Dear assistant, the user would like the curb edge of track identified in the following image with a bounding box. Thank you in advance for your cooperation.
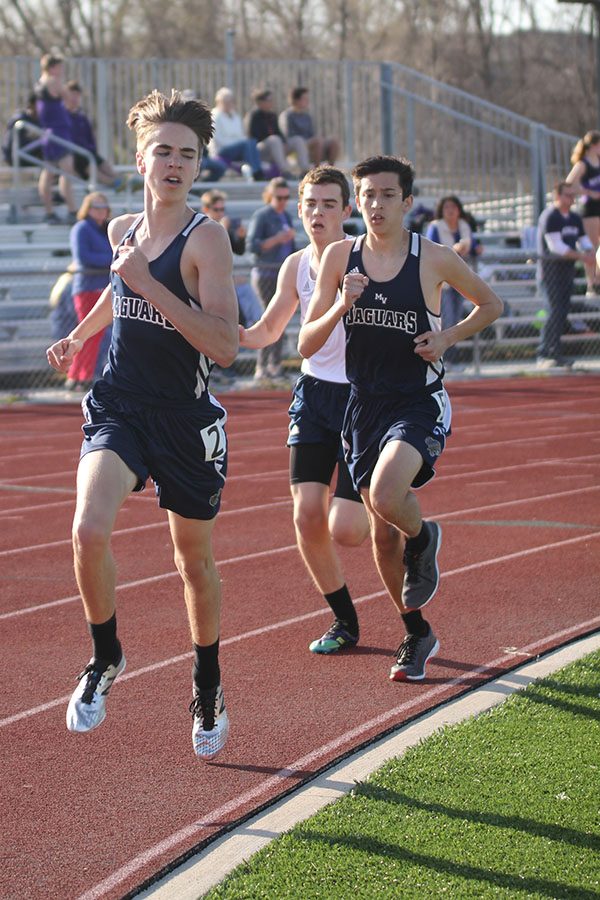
[132,628,600,900]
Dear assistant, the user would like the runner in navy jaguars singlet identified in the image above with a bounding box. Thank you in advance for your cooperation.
[240,167,369,656]
[83,210,229,520]
[46,90,239,760]
[299,155,502,683]
[341,229,450,492]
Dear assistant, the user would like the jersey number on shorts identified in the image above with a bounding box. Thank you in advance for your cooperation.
[200,420,226,461]
[431,390,447,423]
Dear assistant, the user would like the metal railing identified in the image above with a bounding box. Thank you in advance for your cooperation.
[1,56,576,221]
[9,120,97,222]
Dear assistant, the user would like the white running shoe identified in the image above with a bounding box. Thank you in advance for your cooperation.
[66,655,126,733]
[190,684,229,759]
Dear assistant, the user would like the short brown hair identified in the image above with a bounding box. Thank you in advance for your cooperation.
[263,176,289,203]
[66,80,83,93]
[299,166,350,208]
[290,86,309,104]
[127,89,213,152]
[352,155,414,199]
[40,54,64,73]
[201,189,226,208]
[554,181,576,197]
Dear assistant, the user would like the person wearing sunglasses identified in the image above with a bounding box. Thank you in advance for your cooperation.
[247,177,297,380]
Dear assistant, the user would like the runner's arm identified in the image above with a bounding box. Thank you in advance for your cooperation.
[297,241,357,358]
[46,283,113,373]
[415,242,504,363]
[240,253,300,349]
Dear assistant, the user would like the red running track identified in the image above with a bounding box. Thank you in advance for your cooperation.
[1,376,599,900]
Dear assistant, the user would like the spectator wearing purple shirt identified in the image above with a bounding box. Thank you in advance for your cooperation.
[64,82,122,189]
[33,54,77,223]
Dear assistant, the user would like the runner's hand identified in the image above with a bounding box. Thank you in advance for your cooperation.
[341,272,369,310]
[414,330,447,363]
[111,237,152,293]
[46,337,83,373]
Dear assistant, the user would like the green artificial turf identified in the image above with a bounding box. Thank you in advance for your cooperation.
[206,649,600,899]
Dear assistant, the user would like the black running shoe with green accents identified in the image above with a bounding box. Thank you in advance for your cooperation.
[309,619,358,654]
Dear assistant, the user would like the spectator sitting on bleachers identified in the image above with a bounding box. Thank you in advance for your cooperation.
[425,195,473,365]
[245,88,294,179]
[33,53,78,224]
[200,188,263,328]
[63,81,123,189]
[209,87,264,181]
[65,191,113,390]
[180,89,227,181]
[278,86,340,176]
[2,92,43,167]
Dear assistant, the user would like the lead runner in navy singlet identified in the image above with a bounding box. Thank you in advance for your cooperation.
[299,155,503,682]
[46,90,239,759]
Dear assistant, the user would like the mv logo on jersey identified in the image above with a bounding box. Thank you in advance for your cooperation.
[375,292,388,305]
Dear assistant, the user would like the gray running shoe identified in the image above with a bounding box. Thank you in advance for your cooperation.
[402,520,442,609]
[66,655,126,732]
[389,631,439,681]
[190,684,229,760]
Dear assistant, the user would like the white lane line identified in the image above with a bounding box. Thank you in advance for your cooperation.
[0,541,298,623]
[77,622,600,900]
[2,530,599,727]
[1,424,598,489]
[2,484,598,621]
[2,452,599,553]
[0,498,292,558]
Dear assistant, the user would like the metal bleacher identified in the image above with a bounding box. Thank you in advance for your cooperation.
[0,168,301,380]
[1,167,599,384]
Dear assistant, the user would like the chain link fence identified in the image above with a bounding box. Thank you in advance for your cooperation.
[1,218,598,397]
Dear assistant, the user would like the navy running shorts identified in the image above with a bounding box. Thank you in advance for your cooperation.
[80,381,227,520]
[287,373,361,503]
[342,386,452,491]
[287,373,350,452]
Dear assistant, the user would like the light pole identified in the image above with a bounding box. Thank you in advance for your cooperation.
[558,0,600,126]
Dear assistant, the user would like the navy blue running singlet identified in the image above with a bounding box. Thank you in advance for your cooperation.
[343,232,443,396]
[104,211,213,405]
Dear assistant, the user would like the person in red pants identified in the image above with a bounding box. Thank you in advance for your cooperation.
[66,192,112,389]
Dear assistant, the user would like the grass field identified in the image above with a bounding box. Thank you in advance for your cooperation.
[206,650,600,899]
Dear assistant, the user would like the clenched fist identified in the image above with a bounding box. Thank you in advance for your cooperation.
[341,272,369,310]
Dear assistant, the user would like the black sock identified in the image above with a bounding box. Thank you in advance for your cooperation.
[193,639,220,691]
[401,610,430,637]
[89,613,122,665]
[405,521,429,554]
[324,585,358,637]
